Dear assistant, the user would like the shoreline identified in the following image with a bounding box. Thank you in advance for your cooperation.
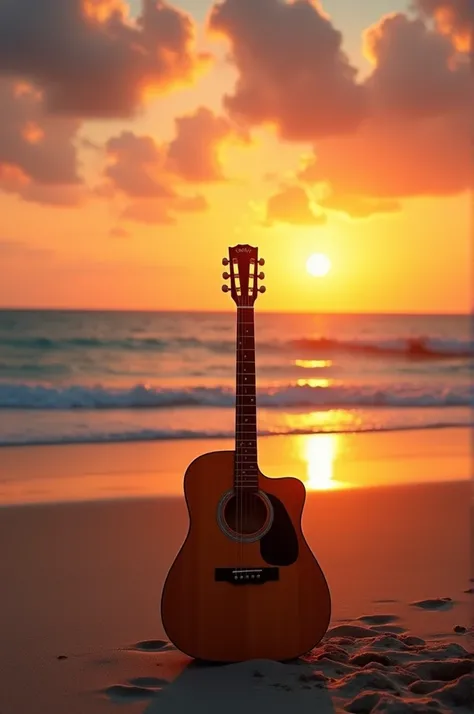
[0,426,470,507]
[0,418,471,450]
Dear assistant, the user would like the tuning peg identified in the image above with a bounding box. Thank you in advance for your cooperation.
[222,257,229,266]
[222,272,230,279]
[222,285,230,293]
[258,286,266,293]
[258,272,265,280]
[258,258,265,266]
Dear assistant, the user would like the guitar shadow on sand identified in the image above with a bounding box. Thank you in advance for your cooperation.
[143,656,336,714]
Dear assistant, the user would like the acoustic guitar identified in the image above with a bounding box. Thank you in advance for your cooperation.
[161,245,331,662]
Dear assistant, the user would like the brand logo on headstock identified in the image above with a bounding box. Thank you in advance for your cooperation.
[236,247,252,254]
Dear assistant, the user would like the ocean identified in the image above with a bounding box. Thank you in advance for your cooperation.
[0,309,472,447]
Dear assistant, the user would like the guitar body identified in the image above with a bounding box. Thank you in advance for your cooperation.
[161,450,331,662]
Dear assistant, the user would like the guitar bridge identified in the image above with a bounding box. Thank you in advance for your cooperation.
[215,567,279,585]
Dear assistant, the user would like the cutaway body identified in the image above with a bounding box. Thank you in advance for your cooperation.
[161,450,331,662]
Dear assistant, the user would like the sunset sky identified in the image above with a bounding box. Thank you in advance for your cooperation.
[0,0,472,313]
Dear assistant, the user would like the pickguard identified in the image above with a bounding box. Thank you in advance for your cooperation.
[259,493,299,566]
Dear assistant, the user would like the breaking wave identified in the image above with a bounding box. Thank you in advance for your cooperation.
[0,381,472,410]
[1,334,473,359]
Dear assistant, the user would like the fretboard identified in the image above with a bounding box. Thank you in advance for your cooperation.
[234,307,258,493]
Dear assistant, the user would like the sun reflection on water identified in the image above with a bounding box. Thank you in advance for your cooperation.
[283,408,361,432]
[300,433,346,490]
[264,410,356,490]
[296,378,332,388]
[294,359,333,369]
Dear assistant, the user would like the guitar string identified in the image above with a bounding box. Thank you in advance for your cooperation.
[247,267,253,566]
[237,261,258,571]
[247,281,251,564]
[251,260,259,554]
[243,270,250,569]
[240,278,246,570]
[238,286,243,571]
[238,264,245,572]
[249,259,255,551]
[235,260,240,573]
[243,266,253,569]
[238,270,249,571]
[234,255,260,574]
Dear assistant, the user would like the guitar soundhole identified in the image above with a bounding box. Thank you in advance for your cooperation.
[224,494,267,534]
[217,490,274,543]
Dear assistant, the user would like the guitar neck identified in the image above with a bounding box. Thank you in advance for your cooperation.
[234,306,258,492]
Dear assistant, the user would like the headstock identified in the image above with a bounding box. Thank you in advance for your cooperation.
[221,244,266,307]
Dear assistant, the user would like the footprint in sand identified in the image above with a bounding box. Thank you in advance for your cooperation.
[410,598,455,611]
[105,677,168,703]
[133,639,175,652]
[357,614,400,625]
[370,624,407,634]
[105,684,160,702]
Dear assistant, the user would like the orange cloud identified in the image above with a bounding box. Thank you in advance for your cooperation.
[100,106,236,224]
[299,13,472,213]
[102,106,238,195]
[208,0,367,141]
[174,194,209,212]
[265,186,326,226]
[415,0,474,50]
[301,110,471,198]
[83,0,129,23]
[0,164,30,193]
[21,122,45,145]
[0,79,84,205]
[167,107,246,182]
[364,13,469,118]
[0,0,210,117]
[104,132,174,198]
[122,202,176,225]
[121,192,209,225]
[319,192,401,219]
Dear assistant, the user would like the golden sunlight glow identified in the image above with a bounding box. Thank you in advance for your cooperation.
[284,409,361,434]
[295,359,333,369]
[296,378,331,388]
[22,122,44,144]
[302,434,340,490]
[83,0,128,23]
[306,253,332,277]
[0,163,30,190]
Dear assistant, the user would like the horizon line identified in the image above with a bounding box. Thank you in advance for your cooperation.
[0,306,470,317]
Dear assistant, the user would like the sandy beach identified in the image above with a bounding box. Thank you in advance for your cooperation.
[0,427,472,713]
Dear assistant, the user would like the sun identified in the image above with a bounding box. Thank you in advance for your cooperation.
[306,253,332,277]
